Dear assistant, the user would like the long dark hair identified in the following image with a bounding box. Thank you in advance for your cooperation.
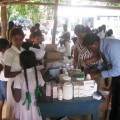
[19,50,38,91]
[9,28,24,47]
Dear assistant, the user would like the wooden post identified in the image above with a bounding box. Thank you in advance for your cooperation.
[1,6,7,38]
[52,0,59,44]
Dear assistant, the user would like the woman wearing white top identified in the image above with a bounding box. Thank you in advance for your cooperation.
[3,28,24,118]
[12,50,45,120]
[0,39,9,120]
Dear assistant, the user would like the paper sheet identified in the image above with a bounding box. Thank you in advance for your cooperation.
[29,47,45,60]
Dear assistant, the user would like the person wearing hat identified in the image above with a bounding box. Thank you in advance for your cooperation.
[83,33,120,120]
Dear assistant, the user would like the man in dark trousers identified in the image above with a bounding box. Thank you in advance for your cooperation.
[82,33,120,120]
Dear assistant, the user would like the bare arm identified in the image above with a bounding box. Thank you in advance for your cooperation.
[12,88,21,102]
[73,47,79,68]
[11,82,21,102]
[4,65,21,78]
[40,85,46,96]
[0,63,3,72]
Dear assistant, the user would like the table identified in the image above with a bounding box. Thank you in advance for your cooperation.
[39,94,105,120]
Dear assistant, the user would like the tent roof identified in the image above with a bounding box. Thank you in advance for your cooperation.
[0,0,120,8]
[91,0,120,3]
[0,0,120,4]
[0,0,55,6]
[0,0,119,2]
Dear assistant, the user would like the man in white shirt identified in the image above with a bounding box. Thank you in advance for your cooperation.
[59,24,71,57]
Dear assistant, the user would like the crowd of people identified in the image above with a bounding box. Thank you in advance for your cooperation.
[0,20,119,120]
[0,21,46,120]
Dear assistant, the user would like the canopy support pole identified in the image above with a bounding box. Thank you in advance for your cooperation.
[52,0,59,44]
[1,6,7,38]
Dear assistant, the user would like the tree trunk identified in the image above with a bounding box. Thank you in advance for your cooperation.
[52,0,59,44]
[1,6,7,38]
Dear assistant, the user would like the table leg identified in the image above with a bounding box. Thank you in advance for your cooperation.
[91,111,99,120]
[42,115,46,120]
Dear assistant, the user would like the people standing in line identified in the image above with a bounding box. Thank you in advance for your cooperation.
[3,28,25,118]
[12,50,45,120]
[83,33,120,120]
[59,24,71,57]
[0,39,9,120]
[6,21,15,43]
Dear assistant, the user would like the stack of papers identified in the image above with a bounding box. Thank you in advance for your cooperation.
[29,47,45,60]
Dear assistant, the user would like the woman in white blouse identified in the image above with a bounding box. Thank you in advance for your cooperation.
[4,28,24,118]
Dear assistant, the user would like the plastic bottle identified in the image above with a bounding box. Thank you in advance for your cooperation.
[58,89,63,100]
[85,74,91,80]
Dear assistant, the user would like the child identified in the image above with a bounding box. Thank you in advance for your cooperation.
[0,38,9,120]
[29,31,45,66]
[12,50,45,120]
[31,31,45,50]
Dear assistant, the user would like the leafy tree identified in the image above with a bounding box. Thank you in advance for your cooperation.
[7,0,57,24]
[7,5,45,24]
[106,2,120,7]
[7,0,72,23]
[8,0,116,25]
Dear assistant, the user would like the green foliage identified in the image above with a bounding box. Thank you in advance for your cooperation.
[106,2,120,7]
[7,5,54,25]
[6,0,81,24]
[60,0,71,3]
[29,0,55,2]
[7,0,58,24]
[7,5,39,23]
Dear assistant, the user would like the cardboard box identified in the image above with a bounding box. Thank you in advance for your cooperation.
[84,90,94,97]
[73,84,79,97]
[45,51,62,60]
[45,44,57,51]
[45,59,63,63]
[78,85,84,97]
